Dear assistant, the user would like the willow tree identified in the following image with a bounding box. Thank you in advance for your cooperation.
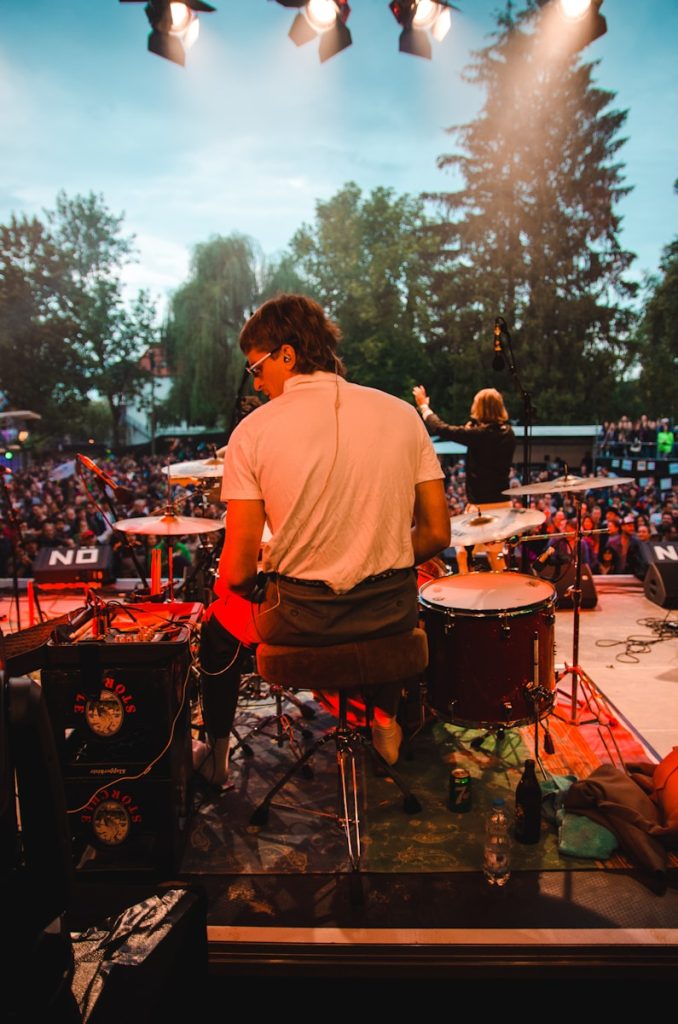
[163,234,260,427]
[428,2,637,424]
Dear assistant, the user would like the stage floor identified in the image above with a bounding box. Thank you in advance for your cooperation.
[4,575,678,977]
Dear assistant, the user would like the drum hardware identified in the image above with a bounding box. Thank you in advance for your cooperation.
[504,470,634,728]
[419,572,557,737]
[114,507,224,602]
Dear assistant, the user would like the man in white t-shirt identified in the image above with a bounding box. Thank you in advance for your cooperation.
[196,294,450,785]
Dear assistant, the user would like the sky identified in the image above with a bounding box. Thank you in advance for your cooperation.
[1,1,677,312]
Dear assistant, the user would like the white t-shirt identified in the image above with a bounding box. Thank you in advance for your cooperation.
[221,372,444,593]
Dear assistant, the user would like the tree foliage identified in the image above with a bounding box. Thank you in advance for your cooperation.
[428,2,637,424]
[632,234,678,419]
[163,234,260,427]
[0,192,158,446]
[46,192,156,447]
[0,214,85,433]
[289,183,438,399]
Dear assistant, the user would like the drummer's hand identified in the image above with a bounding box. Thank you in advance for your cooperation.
[413,385,429,408]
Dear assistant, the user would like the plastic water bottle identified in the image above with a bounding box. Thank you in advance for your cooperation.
[483,797,511,886]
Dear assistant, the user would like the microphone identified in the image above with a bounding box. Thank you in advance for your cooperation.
[77,453,135,505]
[51,604,94,643]
[492,319,505,372]
[535,545,555,566]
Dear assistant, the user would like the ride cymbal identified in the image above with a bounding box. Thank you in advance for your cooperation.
[114,513,224,536]
[449,507,545,547]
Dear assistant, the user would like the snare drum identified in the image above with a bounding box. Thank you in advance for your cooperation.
[419,572,556,728]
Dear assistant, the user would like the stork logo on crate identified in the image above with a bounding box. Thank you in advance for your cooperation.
[73,675,137,737]
[82,787,143,846]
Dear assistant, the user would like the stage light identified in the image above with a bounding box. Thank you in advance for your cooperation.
[389,0,455,60]
[559,0,593,18]
[537,0,606,51]
[275,0,353,62]
[119,0,215,66]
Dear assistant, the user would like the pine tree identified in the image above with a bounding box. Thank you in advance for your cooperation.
[428,1,637,424]
[632,177,678,421]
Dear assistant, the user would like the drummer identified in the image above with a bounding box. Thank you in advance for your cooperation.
[412,386,516,573]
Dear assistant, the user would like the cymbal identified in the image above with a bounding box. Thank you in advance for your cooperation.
[163,458,223,485]
[503,474,635,497]
[114,514,225,537]
[450,507,545,547]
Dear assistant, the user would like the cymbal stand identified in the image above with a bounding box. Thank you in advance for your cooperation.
[554,495,598,726]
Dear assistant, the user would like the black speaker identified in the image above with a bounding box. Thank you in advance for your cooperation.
[540,561,598,609]
[644,561,678,609]
[32,544,115,584]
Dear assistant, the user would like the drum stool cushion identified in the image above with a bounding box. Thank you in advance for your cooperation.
[256,628,428,691]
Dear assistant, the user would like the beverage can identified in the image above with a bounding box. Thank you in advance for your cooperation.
[449,768,471,812]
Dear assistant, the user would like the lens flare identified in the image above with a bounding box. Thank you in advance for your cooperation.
[412,0,439,31]
[559,0,592,20]
[169,2,192,33]
[306,0,338,33]
[431,6,451,41]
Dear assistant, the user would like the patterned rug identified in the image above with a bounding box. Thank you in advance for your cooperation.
[181,679,664,876]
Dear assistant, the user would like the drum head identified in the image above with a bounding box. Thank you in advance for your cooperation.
[419,571,555,612]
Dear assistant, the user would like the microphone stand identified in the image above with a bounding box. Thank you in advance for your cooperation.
[225,363,250,444]
[496,317,536,573]
[77,466,149,592]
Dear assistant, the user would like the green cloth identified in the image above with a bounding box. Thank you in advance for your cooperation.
[657,429,675,455]
[541,773,618,860]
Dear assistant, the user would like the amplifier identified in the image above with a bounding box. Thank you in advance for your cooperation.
[40,602,201,873]
[32,544,115,584]
[66,775,189,873]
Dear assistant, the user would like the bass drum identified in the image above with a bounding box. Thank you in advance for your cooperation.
[419,572,556,729]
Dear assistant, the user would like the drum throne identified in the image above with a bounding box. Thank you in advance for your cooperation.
[249,629,427,893]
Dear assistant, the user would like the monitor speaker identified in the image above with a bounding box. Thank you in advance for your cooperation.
[643,561,678,609]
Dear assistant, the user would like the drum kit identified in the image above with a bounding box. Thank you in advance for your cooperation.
[112,450,629,748]
[420,473,634,749]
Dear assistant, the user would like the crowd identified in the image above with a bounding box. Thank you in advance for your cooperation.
[597,415,676,459]
[440,456,678,578]
[1,443,678,582]
[0,446,224,580]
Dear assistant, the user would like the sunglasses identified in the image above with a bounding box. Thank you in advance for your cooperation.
[246,345,283,378]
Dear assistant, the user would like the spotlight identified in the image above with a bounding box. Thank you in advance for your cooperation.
[275,1,353,62]
[537,0,607,51]
[119,0,216,66]
[389,0,455,60]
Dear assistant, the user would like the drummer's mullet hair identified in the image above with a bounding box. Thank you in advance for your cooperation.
[239,294,346,377]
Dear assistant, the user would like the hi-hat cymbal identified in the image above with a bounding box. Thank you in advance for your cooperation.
[503,474,635,497]
[162,458,223,485]
[114,514,225,536]
[450,507,545,547]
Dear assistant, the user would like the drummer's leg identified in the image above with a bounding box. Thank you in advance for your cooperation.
[486,542,506,571]
[197,613,250,786]
[455,546,469,574]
